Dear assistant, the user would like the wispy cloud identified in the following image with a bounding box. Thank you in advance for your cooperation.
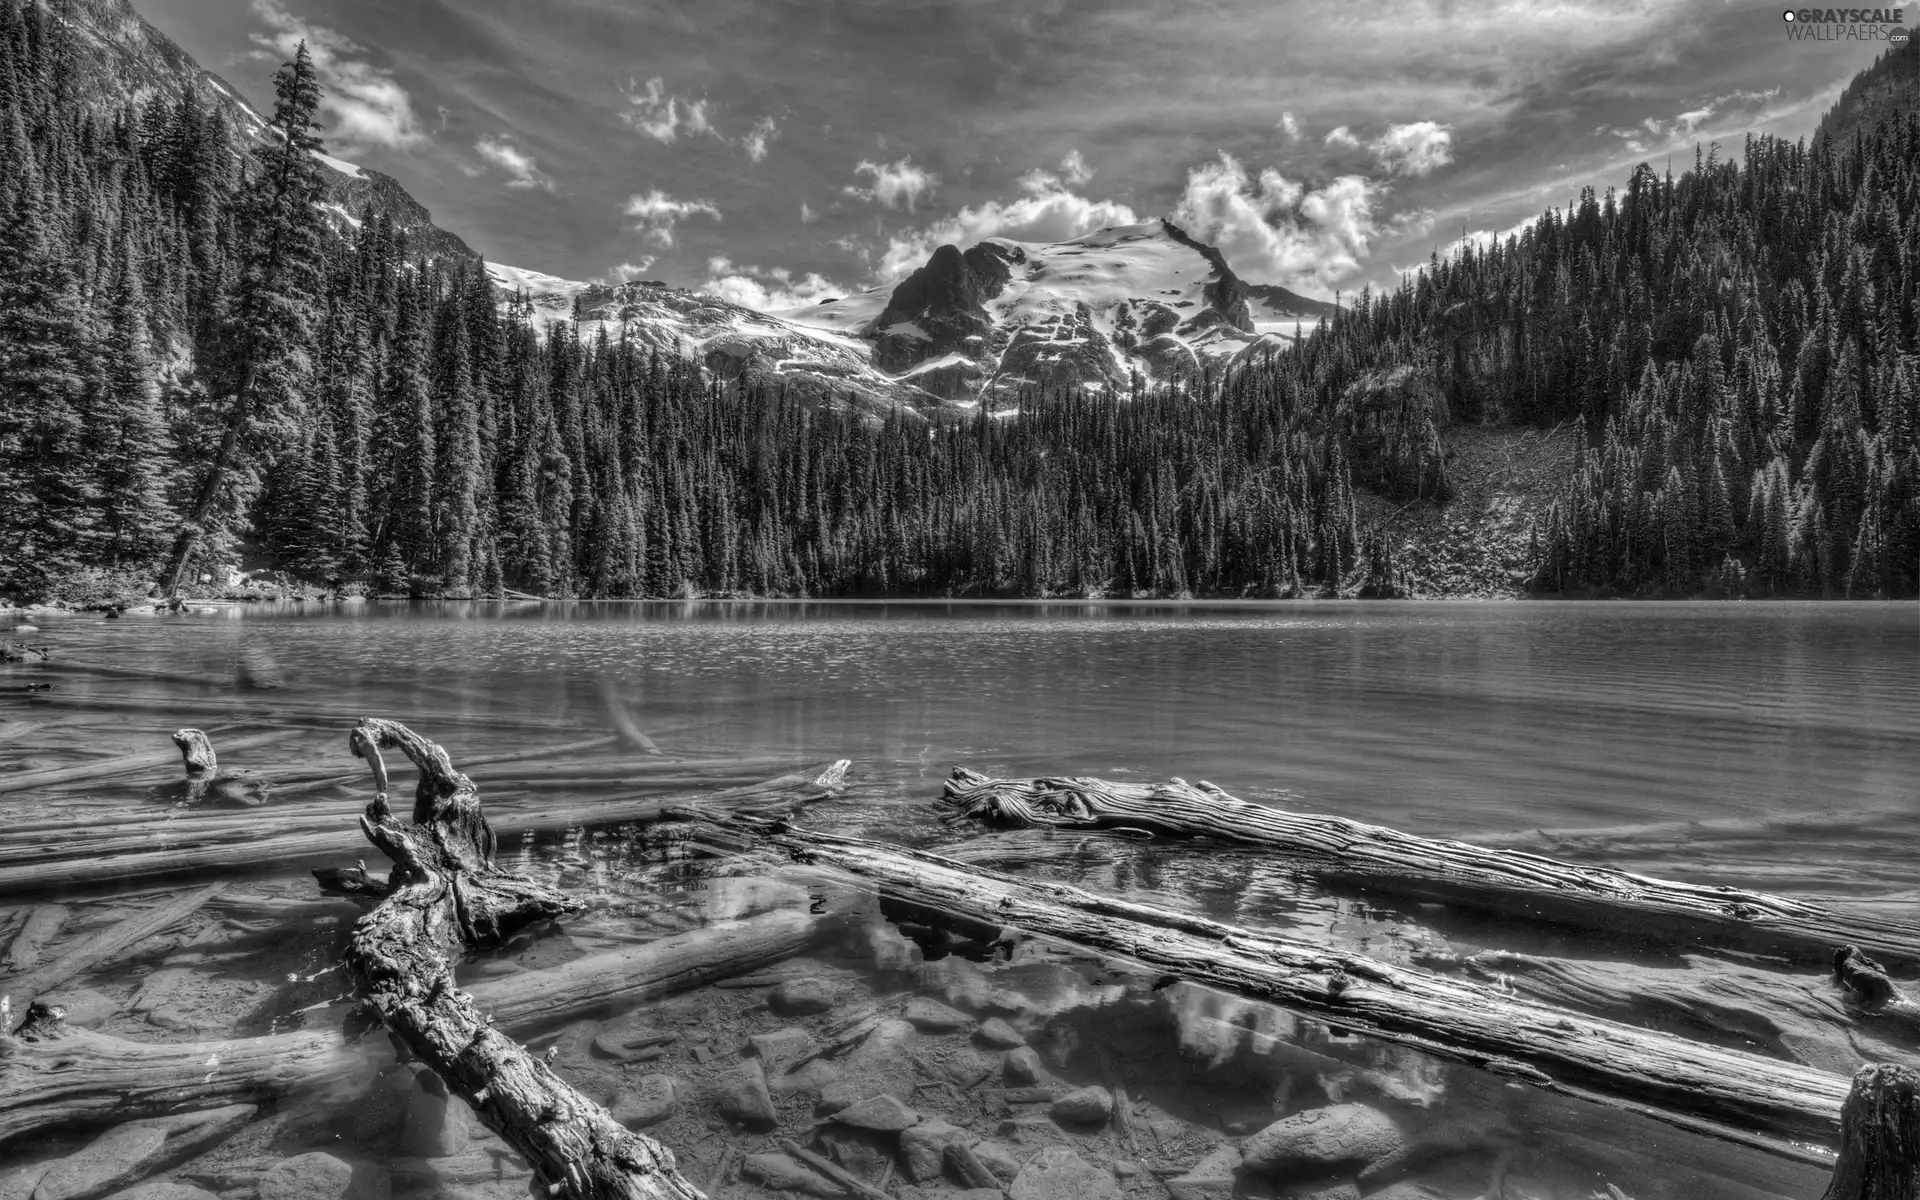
[603,259,658,283]
[248,0,422,152]
[845,157,938,211]
[742,115,779,163]
[703,256,847,310]
[620,77,712,144]
[474,133,554,191]
[623,189,721,247]
[1277,112,1301,141]
[1323,125,1359,149]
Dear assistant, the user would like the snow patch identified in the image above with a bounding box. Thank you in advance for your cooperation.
[313,151,365,179]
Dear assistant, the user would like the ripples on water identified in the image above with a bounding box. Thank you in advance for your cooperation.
[0,600,1914,1199]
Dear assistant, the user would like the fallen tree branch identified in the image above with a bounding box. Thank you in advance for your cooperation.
[679,809,1851,1161]
[940,769,1919,970]
[340,717,833,1200]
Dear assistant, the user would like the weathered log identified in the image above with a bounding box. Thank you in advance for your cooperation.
[1822,1063,1920,1200]
[2,883,224,1031]
[0,909,817,1145]
[940,769,1920,970]
[682,810,1851,1161]
[0,730,296,796]
[341,717,755,1200]
[0,759,838,895]
[2,904,68,971]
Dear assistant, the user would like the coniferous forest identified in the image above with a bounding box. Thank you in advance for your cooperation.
[0,0,1913,602]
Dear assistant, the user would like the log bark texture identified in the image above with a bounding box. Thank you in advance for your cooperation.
[1821,1063,1920,1200]
[683,810,1852,1162]
[339,716,718,1200]
[941,769,1920,970]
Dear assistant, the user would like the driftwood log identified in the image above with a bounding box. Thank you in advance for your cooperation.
[339,716,813,1200]
[941,769,1920,970]
[0,908,817,1146]
[678,810,1851,1162]
[1823,1063,1920,1200]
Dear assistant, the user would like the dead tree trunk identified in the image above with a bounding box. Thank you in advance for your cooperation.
[1821,1063,1920,1200]
[680,810,1851,1163]
[338,716,714,1200]
[941,769,1920,970]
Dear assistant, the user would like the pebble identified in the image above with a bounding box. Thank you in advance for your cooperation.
[904,997,974,1033]
[814,1126,894,1181]
[830,1093,920,1132]
[973,1018,1025,1049]
[1002,1047,1043,1086]
[1008,1146,1121,1200]
[768,976,837,1016]
[713,1059,778,1131]
[1048,1086,1114,1126]
[1239,1104,1404,1177]
[898,1118,969,1183]
[970,1141,1021,1184]
[611,1074,681,1129]
[258,1152,391,1200]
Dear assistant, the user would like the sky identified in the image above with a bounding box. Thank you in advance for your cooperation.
[138,0,1903,308]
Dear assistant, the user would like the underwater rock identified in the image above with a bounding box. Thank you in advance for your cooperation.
[400,1073,467,1159]
[1049,1086,1114,1126]
[714,1059,779,1131]
[1009,1146,1121,1200]
[258,1152,390,1200]
[975,1018,1025,1049]
[899,1118,969,1182]
[830,1093,920,1132]
[1163,1143,1242,1200]
[906,997,974,1034]
[610,1074,681,1129]
[1003,1047,1043,1086]
[1240,1104,1403,1178]
[769,977,837,1016]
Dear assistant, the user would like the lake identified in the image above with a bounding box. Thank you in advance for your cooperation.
[1,600,1915,1199]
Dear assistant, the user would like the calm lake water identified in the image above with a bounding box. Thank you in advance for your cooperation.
[2,600,1915,1200]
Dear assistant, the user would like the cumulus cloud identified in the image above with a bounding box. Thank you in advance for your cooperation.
[249,0,422,151]
[1019,149,1096,195]
[1277,112,1301,141]
[703,256,848,311]
[621,77,714,143]
[1324,125,1359,149]
[845,157,938,211]
[876,175,1140,280]
[1171,151,1378,292]
[742,115,779,163]
[474,133,553,191]
[1370,121,1453,177]
[1058,149,1093,187]
[623,189,721,247]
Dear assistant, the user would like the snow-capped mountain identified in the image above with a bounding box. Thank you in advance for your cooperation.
[62,0,473,261]
[486,265,945,413]
[775,219,1339,402]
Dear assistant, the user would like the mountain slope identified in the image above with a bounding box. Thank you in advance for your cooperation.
[1816,35,1920,148]
[68,0,472,260]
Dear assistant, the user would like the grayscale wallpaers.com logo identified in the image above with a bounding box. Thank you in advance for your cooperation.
[1783,7,1910,41]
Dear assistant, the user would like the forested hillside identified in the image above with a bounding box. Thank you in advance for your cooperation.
[0,0,1912,602]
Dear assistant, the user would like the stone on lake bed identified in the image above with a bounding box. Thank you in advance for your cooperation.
[1009,1146,1121,1200]
[970,1141,1021,1183]
[1162,1143,1242,1200]
[768,976,837,1015]
[1002,1046,1042,1085]
[1239,1104,1404,1177]
[33,1104,256,1200]
[258,1152,391,1200]
[747,1026,815,1064]
[611,1074,681,1129]
[904,997,974,1033]
[740,1153,843,1198]
[105,1185,225,1200]
[400,1074,468,1158]
[1048,1086,1114,1125]
[973,1017,1025,1049]
[898,1118,969,1182]
[714,1059,779,1131]
[830,1092,921,1131]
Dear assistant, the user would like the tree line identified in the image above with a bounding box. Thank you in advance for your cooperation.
[0,0,1911,601]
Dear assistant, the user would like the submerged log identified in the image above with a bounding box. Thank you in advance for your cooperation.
[2,883,224,1031]
[940,769,1920,970]
[0,729,296,796]
[0,909,817,1145]
[681,810,1851,1161]
[1822,1063,1920,1200]
[338,716,718,1200]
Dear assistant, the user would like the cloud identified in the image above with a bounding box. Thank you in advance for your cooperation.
[623,189,721,247]
[1636,87,1784,142]
[877,176,1141,279]
[703,256,848,311]
[474,133,554,191]
[249,0,422,151]
[1171,151,1379,292]
[620,77,714,143]
[1019,149,1096,195]
[1058,149,1093,187]
[603,259,658,283]
[742,115,779,163]
[1277,112,1301,141]
[1369,121,1453,177]
[845,157,938,211]
[800,202,818,224]
[1324,125,1359,149]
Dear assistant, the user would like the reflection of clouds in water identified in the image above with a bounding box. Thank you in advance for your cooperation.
[1164,980,1301,1068]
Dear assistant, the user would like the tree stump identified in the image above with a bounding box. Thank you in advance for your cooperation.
[342,716,702,1200]
[1822,1063,1920,1200]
